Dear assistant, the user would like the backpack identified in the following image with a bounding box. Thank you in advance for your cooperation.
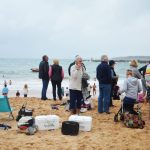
[16,103,33,121]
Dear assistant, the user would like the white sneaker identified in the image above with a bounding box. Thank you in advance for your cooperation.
[80,108,87,113]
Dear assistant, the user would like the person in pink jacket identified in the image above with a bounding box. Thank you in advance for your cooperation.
[49,59,64,100]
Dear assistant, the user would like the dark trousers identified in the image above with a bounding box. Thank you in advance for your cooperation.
[41,79,49,99]
[123,103,134,112]
[123,97,136,114]
[110,84,115,106]
[69,89,83,109]
[51,80,62,100]
[147,87,150,100]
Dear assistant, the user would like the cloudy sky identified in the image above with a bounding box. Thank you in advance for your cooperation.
[0,0,150,59]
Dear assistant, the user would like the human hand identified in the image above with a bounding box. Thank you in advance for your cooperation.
[76,63,82,70]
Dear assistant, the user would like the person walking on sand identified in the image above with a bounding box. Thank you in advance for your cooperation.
[96,55,112,114]
[23,84,28,97]
[49,59,64,100]
[69,56,84,115]
[39,55,49,100]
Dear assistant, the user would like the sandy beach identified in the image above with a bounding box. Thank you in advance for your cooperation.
[0,97,150,150]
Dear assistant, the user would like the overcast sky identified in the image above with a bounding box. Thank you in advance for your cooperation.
[0,0,150,59]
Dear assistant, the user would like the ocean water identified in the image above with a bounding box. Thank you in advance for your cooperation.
[0,58,145,98]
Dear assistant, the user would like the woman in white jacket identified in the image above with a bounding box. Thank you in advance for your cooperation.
[69,56,84,115]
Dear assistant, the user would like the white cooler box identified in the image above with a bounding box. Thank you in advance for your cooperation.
[68,115,92,131]
[35,115,60,130]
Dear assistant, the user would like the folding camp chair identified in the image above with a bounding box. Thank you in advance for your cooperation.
[0,95,14,120]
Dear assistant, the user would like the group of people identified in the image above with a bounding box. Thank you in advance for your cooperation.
[1,82,28,98]
[39,55,64,100]
[39,54,150,115]
[96,55,119,114]
[97,55,150,114]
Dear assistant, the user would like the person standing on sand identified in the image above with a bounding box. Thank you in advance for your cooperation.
[2,84,9,96]
[96,55,112,114]
[16,90,20,97]
[69,56,84,115]
[92,83,96,96]
[49,59,64,100]
[23,84,28,97]
[109,60,119,107]
[39,55,49,100]
[9,80,12,85]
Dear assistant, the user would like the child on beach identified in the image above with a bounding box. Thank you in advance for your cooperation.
[16,90,20,97]
[9,80,12,85]
[92,83,96,96]
[119,69,142,113]
[23,84,28,97]
[2,84,9,96]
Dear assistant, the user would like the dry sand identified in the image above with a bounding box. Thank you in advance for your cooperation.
[0,97,150,150]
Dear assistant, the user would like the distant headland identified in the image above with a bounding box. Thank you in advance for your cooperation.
[89,56,150,63]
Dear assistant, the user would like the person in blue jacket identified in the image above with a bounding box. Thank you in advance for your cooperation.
[96,55,112,114]
[2,84,9,96]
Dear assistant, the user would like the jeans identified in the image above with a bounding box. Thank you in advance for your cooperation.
[51,80,62,100]
[41,79,49,99]
[98,84,111,113]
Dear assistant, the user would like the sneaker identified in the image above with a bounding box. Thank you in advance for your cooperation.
[80,108,87,113]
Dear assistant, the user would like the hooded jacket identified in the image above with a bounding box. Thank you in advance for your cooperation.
[120,76,142,100]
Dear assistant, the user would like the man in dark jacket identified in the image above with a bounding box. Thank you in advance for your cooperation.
[96,55,112,114]
[39,55,49,100]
